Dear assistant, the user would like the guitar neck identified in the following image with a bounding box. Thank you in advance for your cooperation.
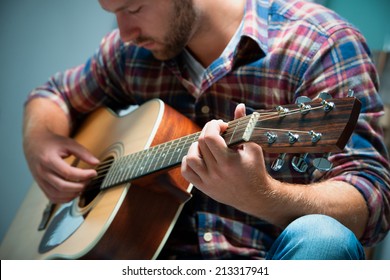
[96,96,360,191]
[102,132,198,189]
[100,113,259,190]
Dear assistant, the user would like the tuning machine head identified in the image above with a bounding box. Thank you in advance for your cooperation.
[295,96,312,104]
[313,153,333,172]
[271,153,286,172]
[291,153,309,173]
[309,130,322,143]
[318,92,332,100]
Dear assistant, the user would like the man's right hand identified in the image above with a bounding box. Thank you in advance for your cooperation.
[23,98,99,203]
[24,131,99,204]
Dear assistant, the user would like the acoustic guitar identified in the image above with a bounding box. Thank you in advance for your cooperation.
[0,95,361,259]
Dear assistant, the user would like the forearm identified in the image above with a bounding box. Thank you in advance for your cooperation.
[23,98,71,143]
[246,176,368,239]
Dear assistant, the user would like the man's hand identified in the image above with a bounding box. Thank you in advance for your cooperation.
[181,104,272,214]
[23,98,100,204]
[24,131,99,203]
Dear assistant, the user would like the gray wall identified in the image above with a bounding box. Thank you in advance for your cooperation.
[0,0,114,243]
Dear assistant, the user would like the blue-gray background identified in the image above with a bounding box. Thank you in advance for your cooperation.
[0,0,389,259]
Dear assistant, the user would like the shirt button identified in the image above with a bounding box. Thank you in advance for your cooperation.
[201,105,210,114]
[203,232,213,242]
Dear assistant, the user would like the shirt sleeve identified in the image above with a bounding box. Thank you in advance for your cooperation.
[25,29,133,129]
[299,25,390,246]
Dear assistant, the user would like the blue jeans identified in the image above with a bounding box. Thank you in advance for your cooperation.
[266,214,365,260]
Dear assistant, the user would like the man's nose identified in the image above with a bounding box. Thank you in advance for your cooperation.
[116,14,141,43]
[119,28,141,43]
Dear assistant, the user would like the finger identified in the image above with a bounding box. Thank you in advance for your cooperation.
[185,141,208,173]
[181,155,203,187]
[234,103,246,119]
[198,120,228,163]
[45,171,88,193]
[239,141,264,159]
[38,178,80,203]
[198,122,217,164]
[61,140,100,166]
[49,155,98,182]
[41,168,96,203]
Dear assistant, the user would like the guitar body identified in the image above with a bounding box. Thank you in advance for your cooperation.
[0,99,198,259]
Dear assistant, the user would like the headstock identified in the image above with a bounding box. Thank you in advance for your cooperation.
[223,95,361,172]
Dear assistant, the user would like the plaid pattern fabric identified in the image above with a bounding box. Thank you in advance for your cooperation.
[28,0,390,257]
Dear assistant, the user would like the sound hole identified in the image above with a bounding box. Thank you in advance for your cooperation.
[78,156,114,208]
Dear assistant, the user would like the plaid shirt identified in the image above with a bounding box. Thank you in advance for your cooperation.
[28,0,390,258]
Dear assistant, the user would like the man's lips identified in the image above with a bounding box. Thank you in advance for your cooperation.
[136,40,156,49]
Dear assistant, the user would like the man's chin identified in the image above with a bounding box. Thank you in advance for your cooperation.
[150,49,181,61]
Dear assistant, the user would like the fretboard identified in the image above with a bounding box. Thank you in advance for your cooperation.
[101,132,199,189]
[100,113,259,190]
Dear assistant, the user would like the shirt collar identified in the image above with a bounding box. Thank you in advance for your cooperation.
[240,0,270,54]
[229,0,269,67]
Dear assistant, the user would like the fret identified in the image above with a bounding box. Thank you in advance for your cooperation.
[115,157,125,183]
[166,139,180,167]
[123,153,136,182]
[148,144,162,173]
[121,156,131,183]
[134,150,148,178]
[112,157,126,186]
[176,137,188,163]
[145,145,159,173]
[139,148,154,176]
[172,138,184,165]
[104,158,119,188]
[155,141,170,172]
[226,119,240,145]
[128,149,143,180]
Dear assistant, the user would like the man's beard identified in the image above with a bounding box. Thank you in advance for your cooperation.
[141,0,197,60]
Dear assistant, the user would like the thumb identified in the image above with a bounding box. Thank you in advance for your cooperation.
[234,103,246,119]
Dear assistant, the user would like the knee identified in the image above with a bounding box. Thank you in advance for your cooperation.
[268,214,365,260]
[288,214,353,242]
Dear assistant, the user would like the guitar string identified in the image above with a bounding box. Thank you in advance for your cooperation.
[89,105,325,182]
[94,104,323,169]
[87,105,325,184]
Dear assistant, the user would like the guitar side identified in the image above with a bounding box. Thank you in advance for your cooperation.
[0,99,198,259]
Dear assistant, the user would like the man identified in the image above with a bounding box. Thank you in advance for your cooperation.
[23,0,390,259]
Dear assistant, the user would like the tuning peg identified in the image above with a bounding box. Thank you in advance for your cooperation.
[298,103,311,115]
[291,153,309,173]
[295,97,312,115]
[271,153,286,172]
[265,132,277,144]
[318,92,332,100]
[313,153,333,172]
[287,131,299,144]
[309,130,322,143]
[296,96,312,104]
[276,106,289,117]
[321,100,335,112]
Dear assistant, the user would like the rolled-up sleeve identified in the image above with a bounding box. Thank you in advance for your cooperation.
[303,26,390,246]
[25,30,129,128]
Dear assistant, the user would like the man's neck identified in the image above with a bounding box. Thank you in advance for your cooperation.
[186,0,246,67]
